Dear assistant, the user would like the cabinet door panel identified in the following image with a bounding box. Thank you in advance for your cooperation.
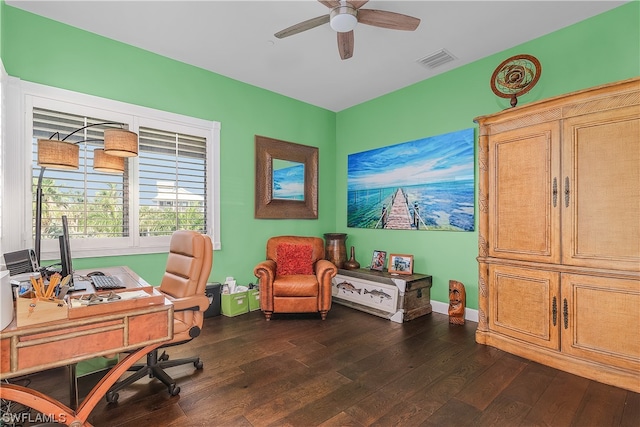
[562,106,640,271]
[489,122,561,263]
[489,264,560,350]
[561,273,640,372]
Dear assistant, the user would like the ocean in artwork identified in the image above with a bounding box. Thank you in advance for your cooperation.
[273,162,304,200]
[347,128,475,231]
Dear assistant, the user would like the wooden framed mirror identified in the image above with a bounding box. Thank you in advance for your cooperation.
[255,135,318,219]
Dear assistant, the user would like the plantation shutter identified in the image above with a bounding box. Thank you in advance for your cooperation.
[138,127,207,236]
[31,107,128,240]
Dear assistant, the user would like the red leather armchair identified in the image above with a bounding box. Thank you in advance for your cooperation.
[254,236,337,320]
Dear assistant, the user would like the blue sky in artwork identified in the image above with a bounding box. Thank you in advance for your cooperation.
[348,128,474,191]
[273,163,304,198]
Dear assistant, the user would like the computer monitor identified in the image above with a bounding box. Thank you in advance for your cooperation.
[59,215,72,279]
[59,215,86,291]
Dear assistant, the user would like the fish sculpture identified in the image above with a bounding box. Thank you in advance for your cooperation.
[336,281,362,294]
[364,289,392,300]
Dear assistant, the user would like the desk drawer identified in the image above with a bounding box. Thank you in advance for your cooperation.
[18,325,125,372]
[1,303,172,379]
[129,311,170,345]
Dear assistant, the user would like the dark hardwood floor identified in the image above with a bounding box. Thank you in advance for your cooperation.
[5,304,639,426]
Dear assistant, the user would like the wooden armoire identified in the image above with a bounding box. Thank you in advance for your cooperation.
[474,77,639,392]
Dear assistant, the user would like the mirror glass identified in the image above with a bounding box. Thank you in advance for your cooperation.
[272,159,305,200]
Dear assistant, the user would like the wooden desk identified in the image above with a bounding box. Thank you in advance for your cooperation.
[0,266,173,427]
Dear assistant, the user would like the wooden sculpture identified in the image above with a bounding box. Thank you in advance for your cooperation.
[448,280,466,325]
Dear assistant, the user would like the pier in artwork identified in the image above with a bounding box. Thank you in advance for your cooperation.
[376,188,427,230]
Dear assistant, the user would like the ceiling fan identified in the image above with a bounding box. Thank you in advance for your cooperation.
[274,0,421,60]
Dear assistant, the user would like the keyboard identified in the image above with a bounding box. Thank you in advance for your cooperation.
[91,275,125,290]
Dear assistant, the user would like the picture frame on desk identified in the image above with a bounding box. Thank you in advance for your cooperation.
[370,250,387,271]
[389,254,413,275]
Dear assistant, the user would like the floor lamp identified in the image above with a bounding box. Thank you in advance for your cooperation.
[34,123,138,264]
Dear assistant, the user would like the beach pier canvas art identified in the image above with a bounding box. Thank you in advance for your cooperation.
[347,128,475,231]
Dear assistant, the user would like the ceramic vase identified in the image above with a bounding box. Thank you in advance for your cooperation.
[343,246,360,270]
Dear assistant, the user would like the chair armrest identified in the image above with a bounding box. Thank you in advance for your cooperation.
[254,259,276,313]
[254,259,276,282]
[166,293,210,312]
[315,259,338,279]
[315,259,337,311]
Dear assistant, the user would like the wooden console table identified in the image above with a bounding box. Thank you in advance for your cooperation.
[0,266,173,427]
[332,268,432,323]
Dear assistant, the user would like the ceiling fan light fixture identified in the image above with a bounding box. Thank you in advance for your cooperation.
[330,6,357,32]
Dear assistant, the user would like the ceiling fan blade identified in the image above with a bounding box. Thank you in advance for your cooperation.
[357,9,421,31]
[348,1,369,9]
[274,14,330,39]
[318,1,340,8]
[337,31,354,60]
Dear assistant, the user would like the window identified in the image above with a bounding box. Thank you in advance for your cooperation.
[5,80,220,260]
[138,127,207,236]
[32,108,130,241]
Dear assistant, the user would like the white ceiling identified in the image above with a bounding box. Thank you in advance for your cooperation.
[7,0,627,112]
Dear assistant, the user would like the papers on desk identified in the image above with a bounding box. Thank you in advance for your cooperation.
[69,290,152,308]
[67,287,165,319]
[114,290,154,299]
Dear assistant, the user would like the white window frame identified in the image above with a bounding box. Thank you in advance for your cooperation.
[2,78,221,260]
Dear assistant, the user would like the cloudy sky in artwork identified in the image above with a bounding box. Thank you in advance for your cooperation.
[273,162,304,199]
[347,128,475,191]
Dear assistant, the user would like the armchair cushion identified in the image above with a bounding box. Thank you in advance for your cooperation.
[273,274,318,297]
[276,243,314,276]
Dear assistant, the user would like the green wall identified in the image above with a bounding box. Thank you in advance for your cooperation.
[333,1,639,308]
[1,4,336,287]
[2,2,638,308]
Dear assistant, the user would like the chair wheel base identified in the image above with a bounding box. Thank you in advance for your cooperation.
[106,391,119,403]
[169,384,180,396]
[194,360,203,369]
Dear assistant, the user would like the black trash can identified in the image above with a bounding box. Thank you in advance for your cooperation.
[204,282,222,318]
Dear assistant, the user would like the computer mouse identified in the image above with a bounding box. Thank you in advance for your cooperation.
[87,271,105,277]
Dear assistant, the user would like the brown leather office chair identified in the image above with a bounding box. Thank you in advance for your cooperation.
[254,236,337,320]
[106,230,213,403]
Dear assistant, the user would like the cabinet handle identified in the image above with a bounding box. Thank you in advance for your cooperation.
[563,298,569,329]
[552,177,558,207]
[564,176,570,208]
[552,296,557,326]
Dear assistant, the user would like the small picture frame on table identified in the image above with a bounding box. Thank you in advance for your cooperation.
[370,250,387,271]
[388,254,413,275]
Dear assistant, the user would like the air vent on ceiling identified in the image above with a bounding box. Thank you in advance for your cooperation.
[416,49,456,69]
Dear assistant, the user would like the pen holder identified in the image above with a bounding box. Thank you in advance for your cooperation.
[16,291,68,327]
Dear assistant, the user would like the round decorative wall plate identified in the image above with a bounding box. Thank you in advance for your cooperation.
[490,54,542,107]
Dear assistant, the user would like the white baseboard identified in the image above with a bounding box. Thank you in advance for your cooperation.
[431,300,478,323]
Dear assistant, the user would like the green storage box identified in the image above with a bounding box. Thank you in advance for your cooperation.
[248,289,260,311]
[221,291,248,317]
